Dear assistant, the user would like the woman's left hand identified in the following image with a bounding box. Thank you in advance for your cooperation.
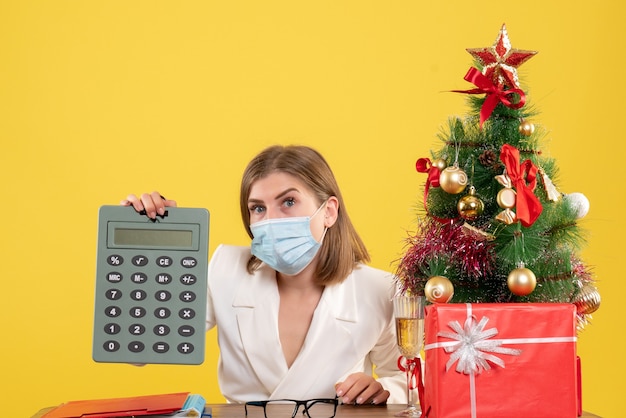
[335,372,390,405]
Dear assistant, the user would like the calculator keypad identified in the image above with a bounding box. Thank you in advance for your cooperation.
[94,251,205,364]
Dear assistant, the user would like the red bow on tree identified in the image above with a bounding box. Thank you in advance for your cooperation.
[453,67,526,128]
[500,144,542,227]
[415,158,441,209]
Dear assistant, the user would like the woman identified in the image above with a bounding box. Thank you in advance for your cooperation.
[122,145,406,405]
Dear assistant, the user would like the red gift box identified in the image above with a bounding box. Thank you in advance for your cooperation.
[423,303,578,418]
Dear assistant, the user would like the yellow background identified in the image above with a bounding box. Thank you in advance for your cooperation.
[1,1,622,417]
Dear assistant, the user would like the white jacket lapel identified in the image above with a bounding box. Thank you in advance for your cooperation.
[234,266,287,395]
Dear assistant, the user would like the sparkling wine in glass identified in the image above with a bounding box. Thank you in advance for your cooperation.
[393,295,425,417]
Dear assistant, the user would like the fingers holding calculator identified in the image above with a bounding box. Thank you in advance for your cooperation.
[121,191,177,219]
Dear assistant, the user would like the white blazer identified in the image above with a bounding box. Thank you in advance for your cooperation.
[206,244,407,404]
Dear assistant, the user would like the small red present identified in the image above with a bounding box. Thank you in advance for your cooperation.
[423,303,578,418]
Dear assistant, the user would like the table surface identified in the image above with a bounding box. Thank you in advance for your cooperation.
[211,403,601,417]
[33,403,601,417]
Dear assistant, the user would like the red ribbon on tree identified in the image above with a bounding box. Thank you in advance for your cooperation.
[452,67,526,128]
[416,158,461,224]
[416,157,441,208]
[500,144,542,227]
[397,356,424,411]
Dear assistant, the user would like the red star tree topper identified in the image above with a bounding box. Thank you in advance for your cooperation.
[466,24,537,89]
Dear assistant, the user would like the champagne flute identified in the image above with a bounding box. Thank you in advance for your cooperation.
[393,295,425,417]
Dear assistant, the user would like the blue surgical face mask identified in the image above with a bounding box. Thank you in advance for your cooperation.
[250,202,327,276]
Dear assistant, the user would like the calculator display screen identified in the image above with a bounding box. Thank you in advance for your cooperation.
[113,228,193,248]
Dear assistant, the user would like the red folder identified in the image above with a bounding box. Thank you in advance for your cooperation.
[42,392,189,418]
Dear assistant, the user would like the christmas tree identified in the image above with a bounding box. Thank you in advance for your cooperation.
[395,24,600,330]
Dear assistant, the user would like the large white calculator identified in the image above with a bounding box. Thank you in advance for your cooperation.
[93,205,209,365]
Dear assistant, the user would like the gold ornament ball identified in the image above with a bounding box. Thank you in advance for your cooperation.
[432,158,447,171]
[425,276,454,303]
[439,166,468,194]
[573,284,601,315]
[457,188,485,220]
[519,120,535,136]
[507,267,537,296]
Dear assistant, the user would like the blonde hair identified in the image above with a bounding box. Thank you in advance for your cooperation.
[240,145,370,285]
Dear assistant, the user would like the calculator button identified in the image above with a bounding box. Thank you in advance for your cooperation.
[180,274,197,285]
[105,289,123,300]
[128,341,145,353]
[157,256,173,267]
[130,289,147,301]
[132,255,149,266]
[129,324,146,335]
[181,257,198,268]
[178,325,195,337]
[179,308,196,320]
[107,272,123,283]
[154,324,170,336]
[180,291,196,302]
[131,272,148,284]
[154,307,171,319]
[155,273,172,284]
[155,290,172,302]
[107,255,124,266]
[105,306,122,317]
[104,323,121,335]
[104,340,120,352]
[177,342,195,354]
[130,307,146,318]
[153,342,170,353]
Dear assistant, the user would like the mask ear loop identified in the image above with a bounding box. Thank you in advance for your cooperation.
[311,199,329,219]
[314,200,331,244]
[317,226,329,244]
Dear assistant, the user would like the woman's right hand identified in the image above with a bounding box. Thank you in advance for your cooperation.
[120,191,178,219]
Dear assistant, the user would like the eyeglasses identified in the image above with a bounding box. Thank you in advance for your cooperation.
[245,397,338,418]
